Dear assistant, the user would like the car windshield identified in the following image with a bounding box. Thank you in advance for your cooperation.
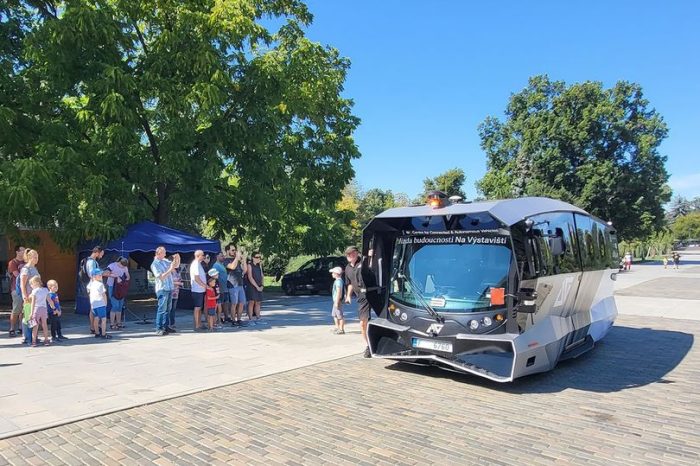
[390,235,512,313]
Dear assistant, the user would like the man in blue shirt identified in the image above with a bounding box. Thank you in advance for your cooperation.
[86,246,109,334]
[150,246,180,335]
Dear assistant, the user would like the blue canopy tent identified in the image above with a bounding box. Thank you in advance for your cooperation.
[76,221,221,315]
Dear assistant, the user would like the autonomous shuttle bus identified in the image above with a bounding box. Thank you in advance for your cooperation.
[362,194,619,382]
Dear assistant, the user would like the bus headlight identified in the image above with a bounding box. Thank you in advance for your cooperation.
[469,320,480,330]
[482,316,493,327]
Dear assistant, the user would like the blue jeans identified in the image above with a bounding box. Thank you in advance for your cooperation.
[108,285,125,313]
[155,290,173,331]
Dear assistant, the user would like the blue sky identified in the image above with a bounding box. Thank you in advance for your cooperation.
[302,0,700,201]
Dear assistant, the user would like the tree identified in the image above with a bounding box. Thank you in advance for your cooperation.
[672,213,700,240]
[0,1,359,258]
[477,75,670,239]
[421,168,466,200]
[667,195,700,222]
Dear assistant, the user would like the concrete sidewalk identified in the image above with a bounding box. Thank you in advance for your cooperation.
[614,250,700,321]
[0,295,364,439]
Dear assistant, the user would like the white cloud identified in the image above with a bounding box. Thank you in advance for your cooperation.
[669,172,700,198]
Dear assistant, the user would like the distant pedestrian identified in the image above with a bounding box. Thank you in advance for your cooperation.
[246,252,264,323]
[662,256,669,269]
[224,243,247,327]
[85,246,109,334]
[206,277,219,331]
[212,253,230,322]
[87,272,110,339]
[344,246,373,358]
[46,279,66,341]
[170,263,183,330]
[151,247,180,335]
[28,275,50,346]
[624,252,632,271]
[107,257,130,330]
[190,250,208,331]
[19,248,40,306]
[7,245,25,337]
[672,252,681,269]
[19,249,40,343]
[329,266,345,335]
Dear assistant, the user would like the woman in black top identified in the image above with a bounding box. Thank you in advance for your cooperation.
[246,252,264,322]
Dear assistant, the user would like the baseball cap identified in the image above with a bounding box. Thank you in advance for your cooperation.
[207,268,219,277]
[329,266,343,275]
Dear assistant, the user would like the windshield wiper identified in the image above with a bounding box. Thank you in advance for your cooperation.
[398,272,444,323]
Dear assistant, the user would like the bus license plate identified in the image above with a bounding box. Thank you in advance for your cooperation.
[411,337,453,353]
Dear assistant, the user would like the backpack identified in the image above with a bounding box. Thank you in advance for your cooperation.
[78,258,90,285]
[14,267,23,296]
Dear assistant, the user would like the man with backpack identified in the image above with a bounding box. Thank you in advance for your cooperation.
[7,245,25,337]
[81,246,109,334]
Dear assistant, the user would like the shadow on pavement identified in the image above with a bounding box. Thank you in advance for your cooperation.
[384,325,694,393]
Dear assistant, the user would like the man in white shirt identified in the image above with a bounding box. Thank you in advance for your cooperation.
[190,250,207,331]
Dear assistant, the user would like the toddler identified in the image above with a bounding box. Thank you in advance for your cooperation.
[46,280,66,341]
[205,277,219,331]
[29,275,50,346]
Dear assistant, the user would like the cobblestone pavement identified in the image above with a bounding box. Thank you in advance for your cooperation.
[1,314,698,465]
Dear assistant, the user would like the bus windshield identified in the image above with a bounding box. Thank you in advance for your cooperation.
[390,236,512,313]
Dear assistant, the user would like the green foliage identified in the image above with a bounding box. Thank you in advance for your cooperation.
[336,179,409,246]
[0,0,359,259]
[477,75,671,240]
[667,196,700,222]
[421,168,466,199]
[619,230,674,260]
[672,213,700,240]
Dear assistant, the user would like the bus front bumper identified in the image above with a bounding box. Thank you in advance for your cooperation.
[367,318,520,383]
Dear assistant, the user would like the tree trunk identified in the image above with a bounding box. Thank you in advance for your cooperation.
[153,182,170,224]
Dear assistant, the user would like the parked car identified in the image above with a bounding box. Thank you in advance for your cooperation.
[281,256,347,295]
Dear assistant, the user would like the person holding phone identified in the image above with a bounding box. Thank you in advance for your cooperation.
[224,243,248,327]
[150,247,180,336]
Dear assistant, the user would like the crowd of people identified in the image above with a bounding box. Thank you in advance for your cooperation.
[149,243,267,336]
[6,242,372,356]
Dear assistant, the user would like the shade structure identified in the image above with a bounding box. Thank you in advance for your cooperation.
[76,221,221,315]
[79,221,221,254]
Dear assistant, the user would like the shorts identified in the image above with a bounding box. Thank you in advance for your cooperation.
[229,286,247,305]
[93,306,107,319]
[220,289,230,303]
[207,307,216,316]
[192,292,205,308]
[357,297,371,321]
[11,291,23,316]
[332,307,344,320]
[33,307,48,320]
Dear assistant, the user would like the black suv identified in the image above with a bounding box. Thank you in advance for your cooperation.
[281,256,347,295]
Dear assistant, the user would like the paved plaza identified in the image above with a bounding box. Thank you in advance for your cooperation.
[1,252,699,464]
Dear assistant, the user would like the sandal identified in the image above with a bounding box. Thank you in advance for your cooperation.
[31,342,37,347]
[9,330,16,337]
[100,334,112,339]
[44,340,50,346]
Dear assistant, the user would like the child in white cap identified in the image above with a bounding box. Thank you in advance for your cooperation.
[329,266,345,335]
